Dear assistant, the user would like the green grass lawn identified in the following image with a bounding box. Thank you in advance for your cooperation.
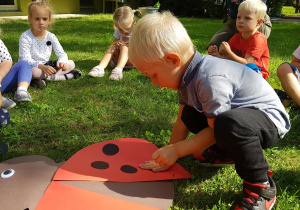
[1,15,300,209]
[282,6,300,16]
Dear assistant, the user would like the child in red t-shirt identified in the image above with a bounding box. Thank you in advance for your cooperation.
[208,0,270,79]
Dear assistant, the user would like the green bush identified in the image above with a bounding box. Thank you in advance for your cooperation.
[159,0,227,18]
[266,0,287,17]
[158,0,288,18]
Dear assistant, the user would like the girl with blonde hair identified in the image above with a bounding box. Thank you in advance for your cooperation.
[88,6,136,80]
[19,0,81,88]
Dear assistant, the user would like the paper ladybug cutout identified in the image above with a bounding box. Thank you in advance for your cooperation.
[0,138,190,210]
[54,138,191,182]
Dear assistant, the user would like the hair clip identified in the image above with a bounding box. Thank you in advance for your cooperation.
[46,41,51,46]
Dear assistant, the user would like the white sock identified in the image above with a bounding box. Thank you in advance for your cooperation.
[114,67,123,72]
[17,86,27,92]
[47,74,74,81]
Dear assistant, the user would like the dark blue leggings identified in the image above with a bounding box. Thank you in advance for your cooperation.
[1,60,32,93]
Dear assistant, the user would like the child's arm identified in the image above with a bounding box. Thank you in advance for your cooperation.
[50,34,69,66]
[140,105,216,171]
[169,105,190,144]
[19,34,41,68]
[151,124,215,167]
[219,42,255,64]
[37,64,57,76]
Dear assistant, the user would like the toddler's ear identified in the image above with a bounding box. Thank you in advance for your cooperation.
[164,53,181,67]
[257,19,264,27]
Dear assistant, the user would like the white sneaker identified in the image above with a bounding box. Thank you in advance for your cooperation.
[1,96,16,109]
[109,68,123,80]
[14,90,32,102]
[88,66,105,77]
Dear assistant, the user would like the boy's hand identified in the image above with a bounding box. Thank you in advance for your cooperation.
[139,160,171,172]
[219,42,231,56]
[114,40,129,47]
[208,45,220,57]
[152,144,179,166]
[40,64,56,76]
[57,62,67,71]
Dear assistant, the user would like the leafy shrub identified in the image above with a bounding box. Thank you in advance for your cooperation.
[266,0,287,17]
[159,0,227,18]
[155,0,288,18]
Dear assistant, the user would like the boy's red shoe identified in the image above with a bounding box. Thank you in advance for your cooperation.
[235,173,276,210]
[193,146,234,167]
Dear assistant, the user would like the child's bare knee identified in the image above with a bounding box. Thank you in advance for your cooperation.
[277,63,293,78]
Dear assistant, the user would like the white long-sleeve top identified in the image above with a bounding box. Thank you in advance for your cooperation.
[0,39,12,64]
[18,29,68,68]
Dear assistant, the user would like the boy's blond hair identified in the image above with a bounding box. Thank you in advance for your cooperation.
[239,0,267,20]
[128,11,193,66]
[113,6,135,34]
[28,0,53,19]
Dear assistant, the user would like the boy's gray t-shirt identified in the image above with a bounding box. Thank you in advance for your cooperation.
[178,51,290,138]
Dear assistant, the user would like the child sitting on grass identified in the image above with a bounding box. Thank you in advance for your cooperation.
[128,11,290,210]
[1,38,32,109]
[19,0,81,89]
[208,0,270,79]
[88,6,136,80]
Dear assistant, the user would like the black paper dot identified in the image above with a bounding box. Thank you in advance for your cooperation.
[4,169,12,175]
[120,165,137,174]
[102,143,119,156]
[91,161,109,169]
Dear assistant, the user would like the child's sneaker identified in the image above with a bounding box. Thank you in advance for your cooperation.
[88,66,105,77]
[193,145,234,167]
[14,90,32,102]
[69,69,82,79]
[109,68,123,80]
[235,173,276,210]
[1,96,16,109]
[274,89,292,108]
[30,79,47,89]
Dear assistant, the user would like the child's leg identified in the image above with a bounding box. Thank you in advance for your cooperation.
[88,44,117,78]
[1,60,31,93]
[109,45,129,80]
[215,108,278,209]
[214,108,279,183]
[98,44,118,69]
[0,60,32,103]
[277,62,300,107]
[32,60,78,81]
[180,105,208,133]
[55,60,75,76]
[181,105,231,164]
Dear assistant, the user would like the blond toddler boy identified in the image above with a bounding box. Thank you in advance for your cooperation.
[128,11,290,210]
